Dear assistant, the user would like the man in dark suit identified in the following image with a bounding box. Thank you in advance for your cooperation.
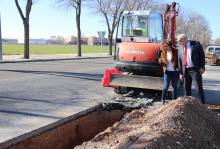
[177,34,206,104]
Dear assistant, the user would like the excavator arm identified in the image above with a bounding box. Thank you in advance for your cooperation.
[163,2,179,46]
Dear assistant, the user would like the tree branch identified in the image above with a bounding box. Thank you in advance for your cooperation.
[15,0,25,21]
[26,0,33,18]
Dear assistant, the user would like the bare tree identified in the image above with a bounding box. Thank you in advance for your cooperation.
[90,0,166,55]
[91,0,124,55]
[124,0,166,13]
[124,0,153,11]
[90,0,211,50]
[214,38,220,45]
[15,0,33,59]
[0,15,2,60]
[176,12,188,34]
[176,11,212,48]
[58,0,84,56]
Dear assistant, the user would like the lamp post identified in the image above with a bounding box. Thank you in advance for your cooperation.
[0,14,2,60]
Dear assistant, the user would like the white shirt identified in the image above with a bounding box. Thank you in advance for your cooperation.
[166,51,174,71]
[186,41,194,68]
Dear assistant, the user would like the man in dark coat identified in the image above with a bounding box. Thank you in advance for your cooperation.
[177,34,206,104]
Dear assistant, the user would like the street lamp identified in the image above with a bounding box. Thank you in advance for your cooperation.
[0,14,2,60]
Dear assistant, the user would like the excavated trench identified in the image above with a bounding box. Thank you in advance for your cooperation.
[0,91,158,149]
[1,93,219,149]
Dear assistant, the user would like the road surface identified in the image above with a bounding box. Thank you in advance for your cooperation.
[0,57,115,142]
[0,57,219,142]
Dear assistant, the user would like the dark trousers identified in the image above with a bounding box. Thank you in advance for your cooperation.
[184,68,205,104]
[161,70,179,101]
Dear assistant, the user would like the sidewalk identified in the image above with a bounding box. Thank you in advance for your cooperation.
[0,53,112,63]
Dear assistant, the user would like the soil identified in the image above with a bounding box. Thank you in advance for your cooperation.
[205,53,219,65]
[75,96,220,149]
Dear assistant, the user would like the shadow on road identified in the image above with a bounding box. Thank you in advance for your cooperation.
[0,96,81,105]
[0,95,87,106]
[203,79,220,104]
[0,69,103,81]
[0,109,62,120]
[204,89,220,105]
[203,79,220,84]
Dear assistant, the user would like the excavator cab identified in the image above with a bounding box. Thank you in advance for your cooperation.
[115,11,163,76]
[121,11,163,43]
[123,13,148,37]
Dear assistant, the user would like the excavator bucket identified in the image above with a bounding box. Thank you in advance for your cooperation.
[102,69,172,91]
[110,74,166,91]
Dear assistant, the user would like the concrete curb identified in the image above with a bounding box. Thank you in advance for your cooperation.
[0,56,113,64]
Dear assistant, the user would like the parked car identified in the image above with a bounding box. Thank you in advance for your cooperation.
[207,45,220,55]
[205,45,220,65]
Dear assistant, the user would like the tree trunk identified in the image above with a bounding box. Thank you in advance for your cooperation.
[108,33,113,55]
[24,21,29,59]
[15,0,32,59]
[76,6,81,57]
[0,15,2,60]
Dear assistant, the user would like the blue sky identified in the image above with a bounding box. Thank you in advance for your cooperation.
[0,0,219,40]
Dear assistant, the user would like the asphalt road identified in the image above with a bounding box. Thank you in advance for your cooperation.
[202,65,220,105]
[0,57,219,142]
[0,57,115,142]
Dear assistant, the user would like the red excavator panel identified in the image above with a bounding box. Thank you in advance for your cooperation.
[118,42,160,62]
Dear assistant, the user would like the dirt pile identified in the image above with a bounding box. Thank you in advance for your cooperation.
[205,53,219,65]
[75,96,220,149]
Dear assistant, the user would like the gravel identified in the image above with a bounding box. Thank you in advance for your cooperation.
[75,96,220,149]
